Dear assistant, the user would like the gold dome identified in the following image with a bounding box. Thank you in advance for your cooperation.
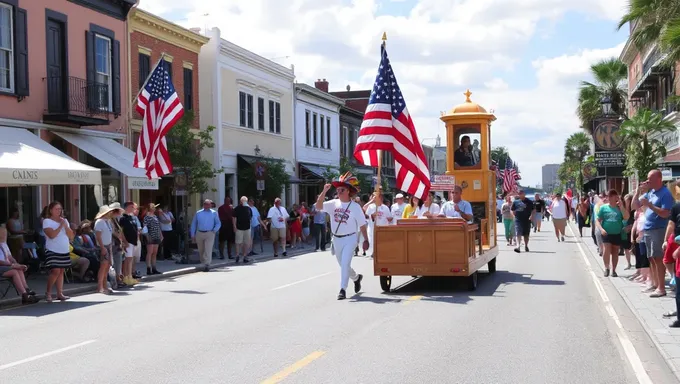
[449,89,487,114]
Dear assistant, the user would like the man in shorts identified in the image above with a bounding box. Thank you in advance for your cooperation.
[511,190,534,253]
[633,169,674,298]
[233,196,253,263]
[119,202,139,286]
[267,198,289,257]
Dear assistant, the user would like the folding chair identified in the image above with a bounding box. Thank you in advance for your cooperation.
[0,277,19,300]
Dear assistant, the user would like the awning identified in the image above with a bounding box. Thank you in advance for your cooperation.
[54,132,159,190]
[0,127,101,185]
[299,163,338,179]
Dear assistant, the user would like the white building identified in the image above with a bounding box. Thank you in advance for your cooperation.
[199,28,297,205]
[294,82,345,203]
[542,164,560,193]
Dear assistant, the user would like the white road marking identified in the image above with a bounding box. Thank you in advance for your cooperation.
[567,224,653,384]
[271,272,333,291]
[0,340,97,371]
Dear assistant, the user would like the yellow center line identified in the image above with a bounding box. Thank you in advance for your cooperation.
[403,295,423,304]
[260,350,326,384]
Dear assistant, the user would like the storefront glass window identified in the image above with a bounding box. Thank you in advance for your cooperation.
[0,187,37,231]
[79,149,120,221]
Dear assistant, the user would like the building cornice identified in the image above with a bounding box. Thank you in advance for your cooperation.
[295,83,345,107]
[129,8,209,54]
[619,36,638,64]
[219,40,295,83]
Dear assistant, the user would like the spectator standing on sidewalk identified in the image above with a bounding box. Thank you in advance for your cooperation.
[310,202,328,251]
[43,201,74,302]
[248,198,266,256]
[158,205,175,260]
[267,198,289,257]
[190,199,221,272]
[218,197,235,260]
[666,192,680,327]
[143,204,163,275]
[94,204,121,295]
[119,202,140,286]
[233,196,253,263]
[633,169,674,298]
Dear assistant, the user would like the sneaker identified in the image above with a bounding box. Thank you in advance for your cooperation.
[354,274,363,293]
[561,236,565,242]
[525,245,529,252]
[611,271,618,278]
[514,247,520,253]
[337,289,346,300]
[243,258,251,263]
[604,269,610,277]
[282,251,287,257]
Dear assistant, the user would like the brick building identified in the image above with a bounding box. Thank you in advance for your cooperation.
[127,8,209,208]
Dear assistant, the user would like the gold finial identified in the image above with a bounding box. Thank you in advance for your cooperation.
[382,32,387,41]
[464,89,472,102]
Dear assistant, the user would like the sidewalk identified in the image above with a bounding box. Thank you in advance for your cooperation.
[0,239,317,308]
[569,221,680,380]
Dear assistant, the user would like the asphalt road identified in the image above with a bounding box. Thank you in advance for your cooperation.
[0,226,677,384]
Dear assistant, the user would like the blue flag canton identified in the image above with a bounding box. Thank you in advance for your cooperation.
[368,46,405,118]
[145,60,176,102]
[505,157,514,171]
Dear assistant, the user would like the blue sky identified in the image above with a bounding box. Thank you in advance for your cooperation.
[140,0,630,188]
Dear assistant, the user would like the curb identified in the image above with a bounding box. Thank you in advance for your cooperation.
[0,247,313,309]
[567,221,680,382]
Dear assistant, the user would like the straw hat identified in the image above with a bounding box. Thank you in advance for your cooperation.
[94,204,123,220]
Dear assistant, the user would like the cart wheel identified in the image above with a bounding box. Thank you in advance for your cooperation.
[467,271,478,291]
[488,257,497,274]
[380,276,392,292]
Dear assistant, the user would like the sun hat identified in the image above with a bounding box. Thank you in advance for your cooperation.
[94,204,123,220]
[331,171,360,195]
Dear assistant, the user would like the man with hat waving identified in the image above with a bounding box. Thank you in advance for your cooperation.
[316,172,370,300]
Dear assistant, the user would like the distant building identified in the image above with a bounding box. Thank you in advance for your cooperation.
[542,164,560,192]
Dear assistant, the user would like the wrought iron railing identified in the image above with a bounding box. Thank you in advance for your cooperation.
[44,75,110,118]
[642,46,664,75]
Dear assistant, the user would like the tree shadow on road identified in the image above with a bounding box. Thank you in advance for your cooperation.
[1,300,109,317]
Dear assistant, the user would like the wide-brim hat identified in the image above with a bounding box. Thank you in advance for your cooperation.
[331,171,360,195]
[94,204,123,220]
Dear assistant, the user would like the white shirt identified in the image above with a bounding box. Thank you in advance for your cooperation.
[390,203,407,225]
[322,199,368,236]
[267,205,289,229]
[365,204,392,226]
[439,200,474,223]
[94,218,113,246]
[550,199,568,219]
[415,203,441,218]
[43,218,71,254]
[159,211,174,231]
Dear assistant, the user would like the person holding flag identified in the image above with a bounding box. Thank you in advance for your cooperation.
[133,57,184,179]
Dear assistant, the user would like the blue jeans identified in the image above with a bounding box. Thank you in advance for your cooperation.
[250,225,261,252]
[312,223,326,250]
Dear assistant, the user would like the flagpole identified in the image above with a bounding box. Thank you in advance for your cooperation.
[375,32,387,197]
[130,52,167,111]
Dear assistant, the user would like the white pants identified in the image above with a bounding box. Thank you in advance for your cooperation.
[366,222,375,255]
[333,234,359,290]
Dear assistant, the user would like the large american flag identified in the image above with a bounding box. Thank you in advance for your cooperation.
[501,156,520,193]
[354,45,431,199]
[133,59,184,179]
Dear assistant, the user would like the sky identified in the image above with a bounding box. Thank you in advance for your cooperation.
[138,0,630,188]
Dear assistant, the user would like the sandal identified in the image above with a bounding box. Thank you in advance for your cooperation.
[56,295,70,301]
[45,293,53,303]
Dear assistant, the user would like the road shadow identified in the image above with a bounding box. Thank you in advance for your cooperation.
[388,271,565,305]
[348,292,403,304]
[168,290,206,295]
[1,300,108,317]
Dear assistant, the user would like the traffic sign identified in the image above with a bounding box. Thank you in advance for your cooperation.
[256,180,265,191]
[254,162,266,180]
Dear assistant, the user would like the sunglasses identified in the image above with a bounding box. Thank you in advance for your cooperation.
[336,187,348,192]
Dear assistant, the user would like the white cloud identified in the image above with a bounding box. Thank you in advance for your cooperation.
[138,0,628,187]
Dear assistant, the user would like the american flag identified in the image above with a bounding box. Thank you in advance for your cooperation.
[354,45,431,199]
[133,59,184,179]
[501,157,520,193]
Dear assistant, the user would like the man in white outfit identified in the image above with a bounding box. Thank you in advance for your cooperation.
[390,193,407,224]
[316,172,370,300]
[365,192,392,257]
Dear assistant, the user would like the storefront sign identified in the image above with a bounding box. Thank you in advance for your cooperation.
[661,168,673,181]
[593,120,623,151]
[430,175,456,191]
[0,168,101,185]
[128,177,159,190]
[595,152,625,167]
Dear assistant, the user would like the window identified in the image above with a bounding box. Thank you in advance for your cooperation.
[275,102,281,134]
[320,114,325,149]
[239,91,247,127]
[326,117,331,149]
[305,110,311,146]
[138,53,150,89]
[312,113,318,147]
[0,4,13,93]
[341,124,348,157]
[247,94,253,128]
[183,67,193,110]
[269,100,275,132]
[165,60,172,82]
[257,97,265,131]
[95,35,112,111]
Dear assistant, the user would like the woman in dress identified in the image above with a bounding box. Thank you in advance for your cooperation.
[42,201,74,302]
[288,204,302,248]
[143,204,163,275]
[0,226,38,304]
[501,195,515,246]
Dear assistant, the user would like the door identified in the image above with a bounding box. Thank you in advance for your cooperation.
[46,20,66,113]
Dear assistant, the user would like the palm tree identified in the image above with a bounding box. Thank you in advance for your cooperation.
[618,0,680,65]
[564,132,592,194]
[617,108,677,178]
[576,59,628,132]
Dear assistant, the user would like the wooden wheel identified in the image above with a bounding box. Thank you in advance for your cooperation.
[488,257,497,273]
[467,271,478,291]
[380,276,392,292]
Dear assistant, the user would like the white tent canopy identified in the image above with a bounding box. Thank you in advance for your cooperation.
[54,132,159,190]
[0,127,101,186]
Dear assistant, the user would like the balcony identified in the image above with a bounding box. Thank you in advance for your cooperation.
[630,46,670,99]
[42,76,110,126]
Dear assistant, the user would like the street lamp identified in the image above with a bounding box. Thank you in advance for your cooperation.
[600,96,613,116]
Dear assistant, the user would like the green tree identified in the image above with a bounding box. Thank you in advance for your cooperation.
[618,0,680,65]
[576,58,628,132]
[617,108,677,178]
[326,157,377,194]
[238,156,290,205]
[166,111,220,194]
[491,146,510,168]
[563,132,592,195]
